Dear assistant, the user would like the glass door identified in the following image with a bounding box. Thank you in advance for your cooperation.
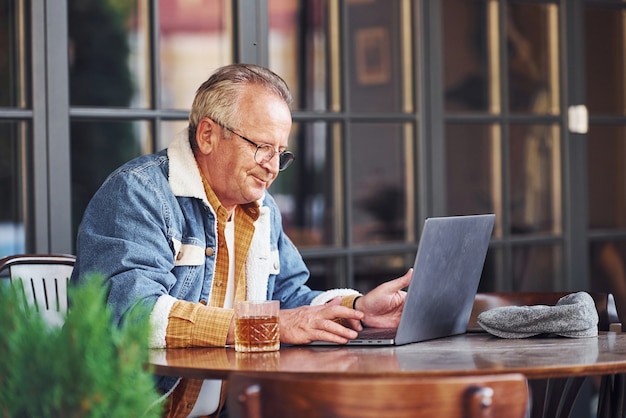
[441,0,563,291]
[585,2,626,324]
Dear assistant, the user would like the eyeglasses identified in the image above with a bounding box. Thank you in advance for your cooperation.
[221,125,295,171]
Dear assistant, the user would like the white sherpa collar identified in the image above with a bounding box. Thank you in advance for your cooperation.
[311,288,361,306]
[246,205,271,301]
[167,134,208,205]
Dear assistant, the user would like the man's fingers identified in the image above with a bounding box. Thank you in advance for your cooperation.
[343,317,363,332]
[383,268,413,291]
[315,319,359,342]
[323,297,364,321]
[279,302,363,344]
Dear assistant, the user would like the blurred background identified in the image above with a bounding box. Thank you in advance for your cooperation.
[2,0,626,326]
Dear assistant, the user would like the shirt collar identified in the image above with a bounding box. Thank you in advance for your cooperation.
[199,169,260,223]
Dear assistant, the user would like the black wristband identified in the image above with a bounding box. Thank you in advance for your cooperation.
[353,296,365,328]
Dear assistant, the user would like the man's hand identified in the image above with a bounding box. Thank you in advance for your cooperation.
[355,268,413,328]
[279,297,364,345]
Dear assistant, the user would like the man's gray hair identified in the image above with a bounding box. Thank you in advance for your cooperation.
[188,64,293,147]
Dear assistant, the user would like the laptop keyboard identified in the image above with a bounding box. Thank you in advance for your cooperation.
[356,327,397,339]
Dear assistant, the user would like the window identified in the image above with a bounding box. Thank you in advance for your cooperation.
[268,0,417,290]
[4,0,626,304]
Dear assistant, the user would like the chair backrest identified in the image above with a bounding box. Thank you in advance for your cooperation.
[467,292,621,332]
[227,371,529,418]
[0,254,75,326]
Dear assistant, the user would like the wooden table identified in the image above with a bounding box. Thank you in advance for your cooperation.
[150,332,626,417]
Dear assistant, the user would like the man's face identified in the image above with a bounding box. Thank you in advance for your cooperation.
[196,85,292,211]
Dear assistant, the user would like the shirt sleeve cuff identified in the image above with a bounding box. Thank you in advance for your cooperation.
[164,300,234,348]
[310,288,361,306]
[192,306,233,347]
[342,294,361,309]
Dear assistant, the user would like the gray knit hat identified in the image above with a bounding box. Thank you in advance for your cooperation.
[477,291,599,338]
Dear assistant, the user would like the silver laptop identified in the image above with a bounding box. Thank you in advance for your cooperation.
[314,214,495,346]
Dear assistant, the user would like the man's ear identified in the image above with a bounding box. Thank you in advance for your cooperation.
[195,117,219,154]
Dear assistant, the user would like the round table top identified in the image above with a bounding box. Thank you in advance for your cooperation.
[149,331,626,380]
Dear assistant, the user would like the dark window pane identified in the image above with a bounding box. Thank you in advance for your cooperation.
[350,123,412,245]
[268,0,327,111]
[590,240,626,325]
[445,123,498,218]
[509,123,561,234]
[512,244,562,291]
[354,253,414,293]
[506,2,559,114]
[269,122,339,248]
[306,258,344,292]
[482,245,567,295]
[69,1,147,107]
[585,7,626,116]
[443,1,560,115]
[588,124,626,230]
[0,0,30,108]
[70,120,150,239]
[443,0,492,113]
[346,0,413,112]
[479,247,503,292]
[0,121,28,257]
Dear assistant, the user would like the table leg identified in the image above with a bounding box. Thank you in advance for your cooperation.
[597,374,625,418]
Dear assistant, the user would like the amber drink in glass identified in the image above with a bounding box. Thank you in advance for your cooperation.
[234,300,280,352]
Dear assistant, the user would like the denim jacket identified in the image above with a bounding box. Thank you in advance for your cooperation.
[72,134,357,341]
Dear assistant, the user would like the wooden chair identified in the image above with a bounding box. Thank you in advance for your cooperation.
[227,371,529,418]
[468,292,621,418]
[0,254,75,326]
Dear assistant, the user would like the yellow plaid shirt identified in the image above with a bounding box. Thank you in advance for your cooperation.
[163,172,358,417]
[164,172,257,417]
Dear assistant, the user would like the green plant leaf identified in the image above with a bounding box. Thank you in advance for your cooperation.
[0,273,162,417]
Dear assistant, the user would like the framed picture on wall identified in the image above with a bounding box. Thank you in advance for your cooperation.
[355,27,391,85]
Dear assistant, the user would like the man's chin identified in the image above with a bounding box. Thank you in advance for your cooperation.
[243,188,266,204]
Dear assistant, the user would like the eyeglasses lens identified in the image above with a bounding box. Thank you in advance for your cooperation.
[255,145,275,165]
[278,152,294,171]
[253,143,294,171]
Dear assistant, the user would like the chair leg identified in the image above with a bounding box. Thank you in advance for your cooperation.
[528,377,586,418]
[238,384,261,418]
[529,379,547,418]
[546,377,585,418]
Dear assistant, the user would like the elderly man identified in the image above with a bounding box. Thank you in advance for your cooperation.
[72,63,412,417]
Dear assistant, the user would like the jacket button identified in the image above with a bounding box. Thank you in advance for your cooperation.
[205,247,214,257]
[176,252,183,260]
[200,299,207,305]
